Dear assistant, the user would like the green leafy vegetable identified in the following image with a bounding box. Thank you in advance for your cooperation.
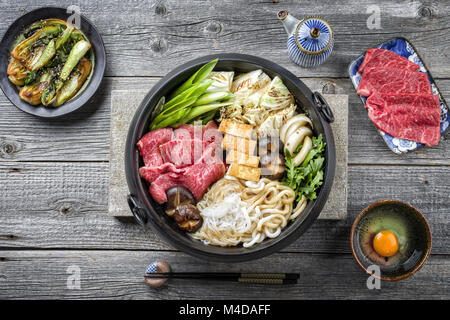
[8,19,93,107]
[23,70,37,85]
[60,40,91,80]
[29,39,56,71]
[282,134,326,202]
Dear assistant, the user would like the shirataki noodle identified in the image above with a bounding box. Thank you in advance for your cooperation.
[193,176,296,247]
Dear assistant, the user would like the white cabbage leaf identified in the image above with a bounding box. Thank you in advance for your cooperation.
[259,76,294,110]
[258,104,297,137]
[206,71,234,92]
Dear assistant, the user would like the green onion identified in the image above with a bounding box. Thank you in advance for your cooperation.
[193,91,234,106]
[151,96,197,130]
[163,79,213,111]
[181,101,233,125]
[170,58,218,98]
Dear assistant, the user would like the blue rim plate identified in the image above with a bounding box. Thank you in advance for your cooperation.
[348,37,449,154]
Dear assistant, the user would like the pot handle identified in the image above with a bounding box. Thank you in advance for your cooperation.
[127,194,148,226]
[313,92,334,123]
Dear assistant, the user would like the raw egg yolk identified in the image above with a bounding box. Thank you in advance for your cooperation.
[373,230,399,257]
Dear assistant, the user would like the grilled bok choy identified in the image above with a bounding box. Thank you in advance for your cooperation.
[150,59,235,130]
[7,19,94,107]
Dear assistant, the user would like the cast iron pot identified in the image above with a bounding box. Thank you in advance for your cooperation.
[125,53,336,262]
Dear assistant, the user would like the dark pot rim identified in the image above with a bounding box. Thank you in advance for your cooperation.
[350,199,432,281]
[0,6,106,118]
[125,53,336,262]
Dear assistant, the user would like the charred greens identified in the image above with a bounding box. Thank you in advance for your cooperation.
[7,19,94,107]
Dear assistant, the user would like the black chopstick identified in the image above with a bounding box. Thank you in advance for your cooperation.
[144,272,299,284]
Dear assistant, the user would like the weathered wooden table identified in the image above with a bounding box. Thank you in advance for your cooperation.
[1,0,449,299]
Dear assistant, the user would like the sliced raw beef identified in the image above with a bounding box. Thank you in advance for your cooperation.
[202,121,223,145]
[137,127,173,166]
[139,163,183,183]
[137,121,225,204]
[357,68,431,97]
[173,124,200,140]
[173,121,222,144]
[358,48,419,74]
[197,142,224,165]
[366,93,441,146]
[150,162,226,204]
[159,139,210,167]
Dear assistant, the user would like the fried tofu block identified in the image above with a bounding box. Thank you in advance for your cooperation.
[218,119,254,139]
[226,149,260,168]
[227,163,261,182]
[222,134,257,155]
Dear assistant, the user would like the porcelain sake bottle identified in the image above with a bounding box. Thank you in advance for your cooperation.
[277,10,334,68]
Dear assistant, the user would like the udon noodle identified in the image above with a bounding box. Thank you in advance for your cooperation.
[192,176,297,247]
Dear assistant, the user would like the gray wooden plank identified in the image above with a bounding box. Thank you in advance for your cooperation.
[0,161,449,254]
[1,77,450,164]
[0,0,450,78]
[0,250,448,299]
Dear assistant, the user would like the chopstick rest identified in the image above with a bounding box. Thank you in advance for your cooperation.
[144,260,172,288]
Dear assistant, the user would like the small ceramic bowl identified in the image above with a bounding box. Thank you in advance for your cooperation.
[350,200,431,281]
[0,7,106,118]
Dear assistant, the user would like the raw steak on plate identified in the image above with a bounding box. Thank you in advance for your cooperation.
[358,48,419,74]
[357,67,431,97]
[366,93,441,146]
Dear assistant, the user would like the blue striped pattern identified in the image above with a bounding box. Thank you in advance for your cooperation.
[286,18,333,68]
[287,35,333,68]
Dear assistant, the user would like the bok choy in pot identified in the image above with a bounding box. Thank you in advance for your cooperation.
[7,18,94,107]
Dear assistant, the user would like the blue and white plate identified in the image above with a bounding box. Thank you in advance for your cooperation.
[348,37,449,154]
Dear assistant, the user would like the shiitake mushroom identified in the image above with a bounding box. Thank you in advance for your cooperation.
[258,136,283,157]
[173,204,203,233]
[260,153,286,180]
[165,186,203,232]
[258,137,286,180]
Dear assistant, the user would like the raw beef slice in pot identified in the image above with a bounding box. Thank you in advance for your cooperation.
[366,93,441,146]
[149,162,226,204]
[137,127,173,166]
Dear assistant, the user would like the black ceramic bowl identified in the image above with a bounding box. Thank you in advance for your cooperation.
[125,53,336,262]
[0,7,106,118]
[350,200,432,281]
